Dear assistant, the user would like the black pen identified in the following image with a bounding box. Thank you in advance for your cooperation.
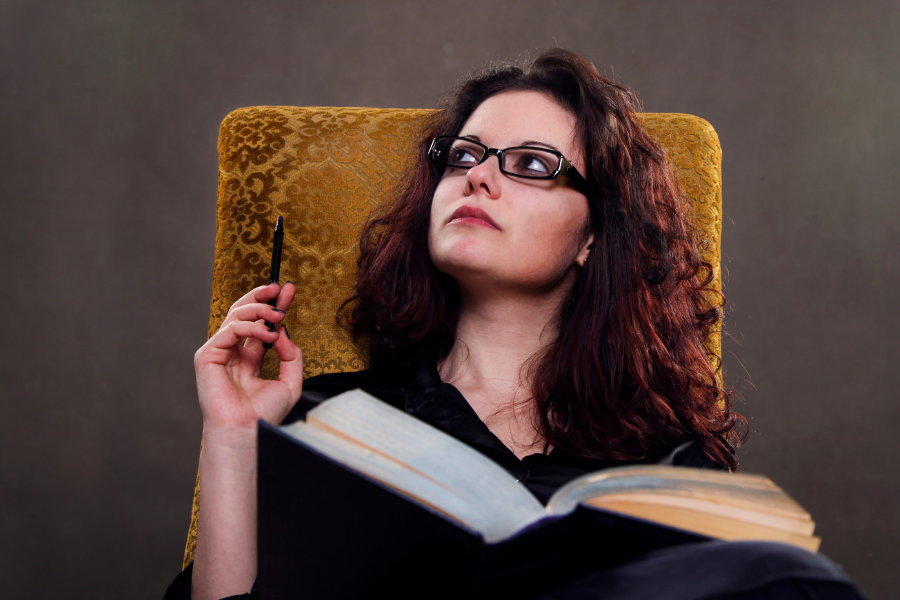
[263,215,284,349]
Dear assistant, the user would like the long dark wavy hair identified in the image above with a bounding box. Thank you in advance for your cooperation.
[341,49,744,470]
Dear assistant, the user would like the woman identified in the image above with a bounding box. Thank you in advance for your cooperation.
[168,50,865,600]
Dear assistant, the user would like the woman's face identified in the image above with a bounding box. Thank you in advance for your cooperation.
[428,91,593,296]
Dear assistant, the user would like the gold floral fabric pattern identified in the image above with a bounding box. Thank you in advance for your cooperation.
[184,107,723,566]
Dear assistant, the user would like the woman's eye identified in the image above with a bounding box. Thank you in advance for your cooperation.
[450,147,479,166]
[515,153,552,175]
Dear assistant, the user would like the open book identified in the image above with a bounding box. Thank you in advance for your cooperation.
[257,389,818,600]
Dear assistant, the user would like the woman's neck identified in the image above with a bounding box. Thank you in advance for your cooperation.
[442,297,557,383]
[438,289,566,458]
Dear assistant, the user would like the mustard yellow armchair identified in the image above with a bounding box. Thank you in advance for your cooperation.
[183,107,724,567]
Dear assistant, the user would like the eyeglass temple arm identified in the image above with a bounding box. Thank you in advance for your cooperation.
[561,158,592,193]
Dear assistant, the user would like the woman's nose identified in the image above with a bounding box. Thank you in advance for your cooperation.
[464,154,502,199]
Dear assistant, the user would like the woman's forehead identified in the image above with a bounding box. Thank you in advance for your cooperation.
[459,90,581,160]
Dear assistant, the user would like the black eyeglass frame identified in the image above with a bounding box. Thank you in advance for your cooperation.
[427,136,592,195]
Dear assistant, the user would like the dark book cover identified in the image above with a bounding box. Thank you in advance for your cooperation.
[257,421,709,600]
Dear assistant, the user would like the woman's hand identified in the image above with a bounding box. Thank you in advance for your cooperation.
[194,282,303,434]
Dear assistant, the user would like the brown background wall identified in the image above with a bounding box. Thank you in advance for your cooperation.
[1,1,897,598]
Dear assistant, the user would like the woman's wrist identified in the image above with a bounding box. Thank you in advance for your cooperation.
[200,424,259,470]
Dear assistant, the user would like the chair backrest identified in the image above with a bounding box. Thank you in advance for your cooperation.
[184,106,724,566]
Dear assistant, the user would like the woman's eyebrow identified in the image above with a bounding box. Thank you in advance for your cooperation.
[459,134,562,153]
[520,139,561,152]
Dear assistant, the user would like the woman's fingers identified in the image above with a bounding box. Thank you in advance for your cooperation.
[220,282,295,330]
[245,282,297,356]
[242,307,286,358]
[201,319,280,360]
[203,282,299,364]
[273,281,297,312]
[221,302,286,330]
[273,326,304,398]
[241,330,266,356]
[224,283,281,318]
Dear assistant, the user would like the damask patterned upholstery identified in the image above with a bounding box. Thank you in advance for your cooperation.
[183,107,724,566]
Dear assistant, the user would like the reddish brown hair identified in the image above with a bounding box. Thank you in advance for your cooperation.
[342,49,744,469]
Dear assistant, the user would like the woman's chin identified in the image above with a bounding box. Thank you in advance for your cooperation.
[430,237,497,270]
[432,256,495,281]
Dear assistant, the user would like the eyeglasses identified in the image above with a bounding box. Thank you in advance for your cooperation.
[428,136,591,194]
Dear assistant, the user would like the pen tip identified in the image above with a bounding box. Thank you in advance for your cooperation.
[276,215,284,228]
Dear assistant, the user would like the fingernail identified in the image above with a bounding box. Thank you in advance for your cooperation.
[272,308,285,314]
[282,325,291,340]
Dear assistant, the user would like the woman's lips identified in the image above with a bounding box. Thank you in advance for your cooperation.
[447,206,500,230]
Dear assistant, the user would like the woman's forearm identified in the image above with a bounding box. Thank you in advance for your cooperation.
[191,425,259,600]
